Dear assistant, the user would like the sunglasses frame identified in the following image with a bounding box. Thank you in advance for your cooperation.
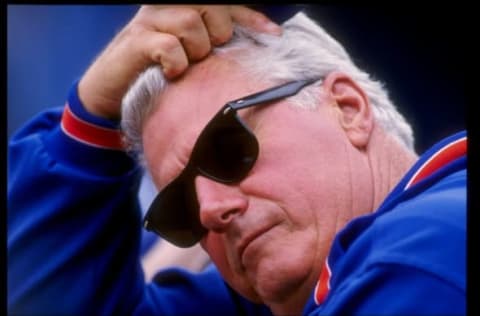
[144,77,321,247]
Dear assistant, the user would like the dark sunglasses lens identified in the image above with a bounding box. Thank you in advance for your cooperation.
[195,114,258,182]
[145,177,206,247]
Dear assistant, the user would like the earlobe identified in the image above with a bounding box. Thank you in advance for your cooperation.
[323,71,373,149]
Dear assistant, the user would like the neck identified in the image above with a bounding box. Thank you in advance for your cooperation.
[252,267,318,316]
[367,127,418,210]
[267,286,312,316]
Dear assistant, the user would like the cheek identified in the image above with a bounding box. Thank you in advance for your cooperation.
[201,233,228,271]
[242,120,352,236]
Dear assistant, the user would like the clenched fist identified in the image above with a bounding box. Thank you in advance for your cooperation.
[78,5,282,120]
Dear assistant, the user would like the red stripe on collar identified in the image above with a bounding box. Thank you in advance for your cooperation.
[404,136,466,190]
[314,259,332,305]
[61,104,124,150]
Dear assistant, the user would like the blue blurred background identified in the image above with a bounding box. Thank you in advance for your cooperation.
[7,4,466,154]
[7,5,138,138]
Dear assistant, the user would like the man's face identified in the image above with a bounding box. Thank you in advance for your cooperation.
[142,56,360,304]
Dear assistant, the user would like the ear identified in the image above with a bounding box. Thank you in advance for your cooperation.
[322,71,373,149]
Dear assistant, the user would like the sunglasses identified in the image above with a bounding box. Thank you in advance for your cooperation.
[143,78,321,247]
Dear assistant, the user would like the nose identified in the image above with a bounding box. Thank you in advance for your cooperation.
[195,175,248,233]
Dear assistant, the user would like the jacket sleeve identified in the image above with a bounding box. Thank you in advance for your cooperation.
[8,81,146,315]
[7,82,274,316]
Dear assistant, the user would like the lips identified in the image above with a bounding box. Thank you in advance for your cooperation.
[237,224,276,264]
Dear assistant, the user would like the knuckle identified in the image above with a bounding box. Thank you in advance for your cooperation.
[157,33,182,53]
[176,8,203,30]
[200,5,226,17]
[152,37,185,63]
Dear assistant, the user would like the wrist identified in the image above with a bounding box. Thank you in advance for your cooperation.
[69,79,121,128]
[61,79,125,151]
[78,74,123,121]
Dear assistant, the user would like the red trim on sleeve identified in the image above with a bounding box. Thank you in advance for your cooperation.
[61,104,124,150]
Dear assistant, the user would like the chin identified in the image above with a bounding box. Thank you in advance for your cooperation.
[247,249,317,304]
[227,278,264,304]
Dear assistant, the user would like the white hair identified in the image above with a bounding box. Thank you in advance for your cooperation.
[121,12,415,161]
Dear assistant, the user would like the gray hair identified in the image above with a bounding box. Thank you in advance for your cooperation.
[121,12,415,162]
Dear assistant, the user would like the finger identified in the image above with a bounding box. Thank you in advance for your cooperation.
[229,6,282,35]
[141,30,189,78]
[142,7,212,62]
[197,6,234,45]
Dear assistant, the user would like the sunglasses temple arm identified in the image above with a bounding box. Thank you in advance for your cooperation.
[227,77,321,111]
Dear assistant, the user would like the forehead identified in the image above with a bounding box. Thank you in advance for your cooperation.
[142,56,263,186]
[156,56,253,122]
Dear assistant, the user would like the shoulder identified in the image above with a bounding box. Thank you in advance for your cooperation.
[360,169,466,290]
[330,169,466,293]
[371,168,466,260]
[316,170,467,315]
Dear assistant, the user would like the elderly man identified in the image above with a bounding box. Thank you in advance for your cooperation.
[8,5,465,316]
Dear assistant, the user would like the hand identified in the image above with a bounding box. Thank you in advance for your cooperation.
[78,5,282,120]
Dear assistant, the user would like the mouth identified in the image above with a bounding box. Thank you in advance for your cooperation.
[237,224,276,264]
